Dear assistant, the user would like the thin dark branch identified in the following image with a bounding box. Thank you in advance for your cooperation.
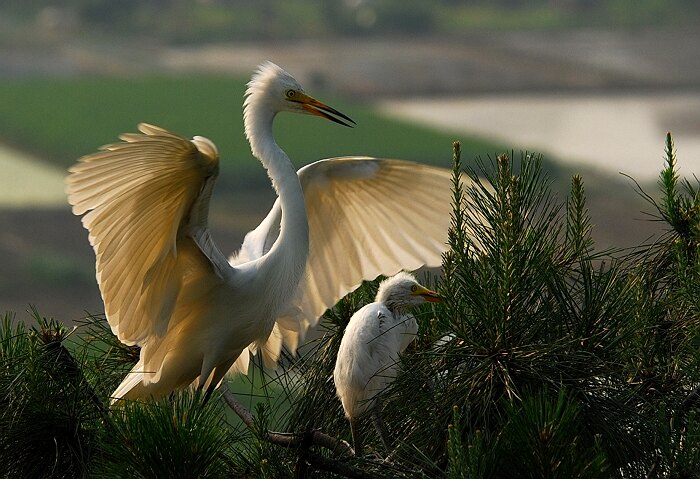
[221,384,391,478]
[221,383,354,457]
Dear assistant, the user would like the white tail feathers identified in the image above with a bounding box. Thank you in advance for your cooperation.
[111,362,146,404]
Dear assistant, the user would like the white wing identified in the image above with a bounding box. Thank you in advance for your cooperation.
[397,314,419,353]
[66,123,226,347]
[239,156,454,364]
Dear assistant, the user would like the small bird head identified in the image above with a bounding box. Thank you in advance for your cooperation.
[376,271,443,310]
[245,61,355,127]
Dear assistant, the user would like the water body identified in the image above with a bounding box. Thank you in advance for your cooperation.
[380,92,700,182]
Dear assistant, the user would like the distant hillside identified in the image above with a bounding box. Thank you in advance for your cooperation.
[3,0,700,44]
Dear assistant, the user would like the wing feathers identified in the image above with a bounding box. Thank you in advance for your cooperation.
[66,124,221,346]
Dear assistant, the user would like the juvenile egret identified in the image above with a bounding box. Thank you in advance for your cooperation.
[66,62,455,402]
[333,272,442,454]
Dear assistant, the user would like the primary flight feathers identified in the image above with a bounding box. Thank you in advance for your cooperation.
[67,124,222,346]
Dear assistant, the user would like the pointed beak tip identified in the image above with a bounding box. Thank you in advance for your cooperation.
[419,290,443,303]
[327,109,355,128]
[300,96,355,128]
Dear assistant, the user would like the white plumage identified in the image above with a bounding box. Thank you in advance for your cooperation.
[334,272,442,453]
[66,62,456,403]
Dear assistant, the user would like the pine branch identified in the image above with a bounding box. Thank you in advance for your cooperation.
[221,383,356,450]
[660,132,679,223]
[566,174,593,259]
[447,140,467,258]
[219,384,394,479]
[222,383,351,455]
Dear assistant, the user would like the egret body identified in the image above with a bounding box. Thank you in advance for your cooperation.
[67,62,455,402]
[333,272,442,454]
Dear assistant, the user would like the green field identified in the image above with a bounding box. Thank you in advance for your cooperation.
[0,75,499,186]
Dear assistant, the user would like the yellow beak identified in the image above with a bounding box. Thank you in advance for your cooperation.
[288,92,355,127]
[413,285,443,303]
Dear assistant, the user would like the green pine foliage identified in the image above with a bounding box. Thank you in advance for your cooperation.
[495,389,607,478]
[95,391,243,479]
[0,311,104,478]
[1,135,699,477]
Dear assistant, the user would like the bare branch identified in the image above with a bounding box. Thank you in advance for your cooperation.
[220,384,393,478]
[220,383,354,457]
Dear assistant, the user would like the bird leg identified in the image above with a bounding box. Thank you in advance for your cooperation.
[371,399,391,452]
[350,417,363,456]
[202,384,216,404]
[200,359,236,404]
[192,377,215,404]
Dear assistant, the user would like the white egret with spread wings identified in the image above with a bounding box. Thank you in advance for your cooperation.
[66,62,454,402]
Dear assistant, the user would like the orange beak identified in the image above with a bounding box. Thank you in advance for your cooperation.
[413,285,444,303]
[289,92,355,127]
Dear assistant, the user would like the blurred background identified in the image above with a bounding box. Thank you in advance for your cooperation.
[1,0,699,322]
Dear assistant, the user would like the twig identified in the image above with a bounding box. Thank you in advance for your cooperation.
[221,384,388,479]
[220,383,353,456]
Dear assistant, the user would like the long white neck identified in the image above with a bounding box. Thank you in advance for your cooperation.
[244,103,309,305]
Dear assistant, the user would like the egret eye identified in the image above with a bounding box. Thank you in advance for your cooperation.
[286,90,296,99]
[411,285,418,293]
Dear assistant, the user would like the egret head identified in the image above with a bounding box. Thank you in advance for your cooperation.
[244,61,354,127]
[376,271,442,310]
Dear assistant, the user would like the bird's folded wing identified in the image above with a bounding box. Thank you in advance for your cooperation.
[280,157,454,354]
[66,123,220,346]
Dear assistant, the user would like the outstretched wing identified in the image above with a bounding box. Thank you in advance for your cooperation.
[238,156,454,364]
[298,157,452,324]
[66,123,223,346]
